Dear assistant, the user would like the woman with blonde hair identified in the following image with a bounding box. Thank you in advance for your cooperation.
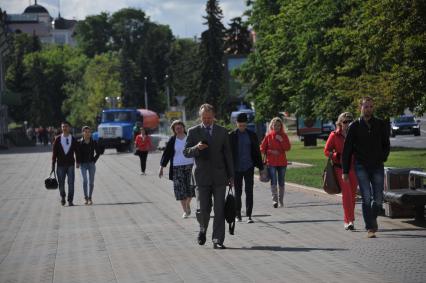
[324,112,358,230]
[159,120,195,218]
[260,117,291,208]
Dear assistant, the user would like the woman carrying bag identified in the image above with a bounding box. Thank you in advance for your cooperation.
[135,127,152,175]
[260,117,291,208]
[159,120,195,218]
[324,112,358,230]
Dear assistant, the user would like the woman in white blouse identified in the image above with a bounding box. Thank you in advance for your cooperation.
[159,120,195,218]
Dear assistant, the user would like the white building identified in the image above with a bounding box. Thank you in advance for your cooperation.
[5,1,77,46]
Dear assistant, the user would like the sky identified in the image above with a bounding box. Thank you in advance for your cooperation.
[0,0,248,38]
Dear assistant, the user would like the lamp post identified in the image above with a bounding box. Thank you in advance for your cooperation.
[105,96,120,108]
[144,76,148,109]
[165,74,170,110]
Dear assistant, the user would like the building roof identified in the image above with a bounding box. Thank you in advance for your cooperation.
[54,17,77,30]
[23,4,49,15]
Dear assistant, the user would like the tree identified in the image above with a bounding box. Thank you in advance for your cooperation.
[224,17,252,55]
[63,52,121,127]
[75,13,111,57]
[168,38,201,113]
[199,0,226,117]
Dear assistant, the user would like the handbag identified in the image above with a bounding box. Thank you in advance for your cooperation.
[224,186,236,235]
[258,153,270,182]
[322,153,341,194]
[45,169,58,190]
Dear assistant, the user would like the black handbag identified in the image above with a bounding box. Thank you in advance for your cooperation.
[224,186,236,235]
[45,170,58,190]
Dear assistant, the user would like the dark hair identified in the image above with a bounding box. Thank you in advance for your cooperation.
[170,120,186,135]
[61,121,71,127]
[359,96,373,105]
[81,126,91,131]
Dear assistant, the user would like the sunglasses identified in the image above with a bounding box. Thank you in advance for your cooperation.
[342,120,352,124]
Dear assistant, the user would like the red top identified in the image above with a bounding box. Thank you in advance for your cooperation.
[324,129,353,165]
[135,134,152,152]
[260,130,291,166]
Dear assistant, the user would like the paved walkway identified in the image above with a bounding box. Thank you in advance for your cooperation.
[0,146,425,283]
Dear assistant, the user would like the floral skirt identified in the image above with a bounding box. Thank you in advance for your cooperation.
[172,164,195,200]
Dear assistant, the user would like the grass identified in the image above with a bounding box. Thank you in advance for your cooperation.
[285,139,426,189]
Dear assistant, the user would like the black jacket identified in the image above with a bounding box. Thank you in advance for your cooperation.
[160,136,177,180]
[229,128,264,171]
[342,116,390,173]
[52,135,78,167]
[76,138,102,164]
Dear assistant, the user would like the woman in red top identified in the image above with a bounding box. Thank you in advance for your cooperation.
[134,127,152,175]
[260,117,291,208]
[324,112,358,230]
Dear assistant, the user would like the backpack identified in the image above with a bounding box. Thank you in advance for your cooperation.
[224,186,236,235]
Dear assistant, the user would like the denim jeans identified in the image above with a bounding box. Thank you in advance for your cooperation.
[234,168,254,218]
[355,162,384,231]
[80,162,96,199]
[57,166,75,202]
[268,166,287,204]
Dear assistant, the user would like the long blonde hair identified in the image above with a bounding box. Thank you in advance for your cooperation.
[269,117,285,133]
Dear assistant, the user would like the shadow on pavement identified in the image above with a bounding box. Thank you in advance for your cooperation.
[285,202,341,208]
[269,219,340,224]
[91,201,152,206]
[227,246,347,252]
[0,146,52,154]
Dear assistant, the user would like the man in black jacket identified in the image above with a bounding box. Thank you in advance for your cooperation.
[342,97,390,238]
[52,121,79,206]
[229,113,264,223]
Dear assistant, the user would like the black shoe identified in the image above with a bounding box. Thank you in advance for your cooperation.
[197,231,206,245]
[273,202,278,208]
[68,202,74,206]
[61,199,66,206]
[213,243,226,249]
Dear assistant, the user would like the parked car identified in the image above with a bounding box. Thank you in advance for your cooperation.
[390,115,421,137]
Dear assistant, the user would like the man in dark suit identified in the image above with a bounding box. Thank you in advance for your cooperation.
[184,104,234,249]
[229,113,263,223]
[52,121,79,206]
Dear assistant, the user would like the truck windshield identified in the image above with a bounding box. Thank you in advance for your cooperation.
[102,111,132,123]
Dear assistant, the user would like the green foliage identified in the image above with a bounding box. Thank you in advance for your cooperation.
[63,52,121,128]
[238,0,426,123]
[199,0,227,118]
[224,17,252,55]
[75,12,111,57]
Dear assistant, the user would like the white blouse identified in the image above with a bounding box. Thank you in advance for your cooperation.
[173,136,194,166]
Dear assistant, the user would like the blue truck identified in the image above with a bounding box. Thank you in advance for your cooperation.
[94,108,159,152]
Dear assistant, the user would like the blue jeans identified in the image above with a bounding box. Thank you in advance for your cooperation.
[355,162,384,231]
[80,162,96,199]
[57,166,75,202]
[268,166,287,204]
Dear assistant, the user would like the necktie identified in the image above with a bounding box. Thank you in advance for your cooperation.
[205,126,212,142]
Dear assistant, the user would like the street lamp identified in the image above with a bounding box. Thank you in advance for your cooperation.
[165,74,170,110]
[105,96,120,108]
[144,76,149,109]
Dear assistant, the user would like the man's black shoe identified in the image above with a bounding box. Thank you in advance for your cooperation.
[61,199,66,206]
[197,231,206,245]
[213,243,226,249]
[68,202,74,206]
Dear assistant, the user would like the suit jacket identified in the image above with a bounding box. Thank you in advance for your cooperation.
[52,135,79,167]
[184,123,234,186]
[229,128,264,171]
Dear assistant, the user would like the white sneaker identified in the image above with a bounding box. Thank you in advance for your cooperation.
[344,223,350,230]
[182,212,188,219]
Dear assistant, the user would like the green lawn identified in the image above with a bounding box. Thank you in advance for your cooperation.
[285,140,426,189]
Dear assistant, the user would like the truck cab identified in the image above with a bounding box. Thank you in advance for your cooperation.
[97,109,138,152]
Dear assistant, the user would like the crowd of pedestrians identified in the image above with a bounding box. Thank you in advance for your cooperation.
[49,96,390,247]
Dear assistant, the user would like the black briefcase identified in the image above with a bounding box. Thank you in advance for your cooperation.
[45,170,58,190]
[224,186,236,235]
